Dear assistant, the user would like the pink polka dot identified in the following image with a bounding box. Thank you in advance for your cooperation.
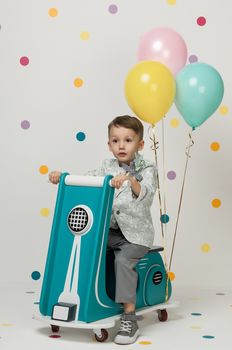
[197,16,206,26]
[20,56,29,66]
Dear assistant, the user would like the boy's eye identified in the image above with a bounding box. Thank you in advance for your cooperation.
[112,139,118,143]
[126,139,132,142]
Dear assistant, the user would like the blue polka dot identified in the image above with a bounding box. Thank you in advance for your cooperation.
[76,132,86,141]
[160,214,169,224]
[31,271,41,280]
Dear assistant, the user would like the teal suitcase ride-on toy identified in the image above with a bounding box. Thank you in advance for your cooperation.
[34,174,177,342]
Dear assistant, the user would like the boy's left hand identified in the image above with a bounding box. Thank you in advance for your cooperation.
[111,173,131,189]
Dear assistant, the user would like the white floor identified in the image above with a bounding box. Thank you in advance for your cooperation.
[0,284,231,350]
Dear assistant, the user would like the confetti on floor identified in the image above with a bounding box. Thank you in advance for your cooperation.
[138,340,153,345]
[49,334,61,339]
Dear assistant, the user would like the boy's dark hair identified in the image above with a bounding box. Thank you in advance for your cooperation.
[108,115,144,140]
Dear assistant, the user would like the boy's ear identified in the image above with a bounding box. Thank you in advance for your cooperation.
[138,140,144,151]
[108,141,112,152]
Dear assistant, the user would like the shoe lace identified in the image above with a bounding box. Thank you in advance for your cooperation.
[119,320,132,333]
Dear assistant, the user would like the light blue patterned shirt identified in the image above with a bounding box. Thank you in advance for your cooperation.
[86,154,157,248]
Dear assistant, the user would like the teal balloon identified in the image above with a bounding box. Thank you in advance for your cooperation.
[175,63,224,128]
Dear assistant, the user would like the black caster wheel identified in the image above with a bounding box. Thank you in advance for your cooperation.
[157,309,168,322]
[51,324,60,333]
[94,328,109,342]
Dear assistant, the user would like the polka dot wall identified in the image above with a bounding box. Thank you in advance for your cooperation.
[0,1,231,349]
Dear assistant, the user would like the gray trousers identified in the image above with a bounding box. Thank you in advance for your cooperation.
[107,228,149,304]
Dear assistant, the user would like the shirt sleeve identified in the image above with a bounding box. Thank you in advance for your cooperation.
[135,164,158,207]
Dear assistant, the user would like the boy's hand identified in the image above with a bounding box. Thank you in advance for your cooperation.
[111,173,130,189]
[49,171,62,184]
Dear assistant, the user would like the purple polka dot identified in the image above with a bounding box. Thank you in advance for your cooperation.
[21,120,30,129]
[108,4,118,14]
[20,56,29,66]
[189,55,198,63]
[167,171,176,180]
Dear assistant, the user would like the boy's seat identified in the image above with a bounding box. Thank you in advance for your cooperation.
[148,246,164,253]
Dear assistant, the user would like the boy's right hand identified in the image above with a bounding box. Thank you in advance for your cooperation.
[49,171,62,184]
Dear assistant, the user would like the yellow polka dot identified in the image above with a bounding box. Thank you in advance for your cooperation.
[40,208,50,217]
[211,198,221,208]
[80,31,90,40]
[210,142,220,151]
[48,8,58,17]
[39,165,49,175]
[168,271,175,281]
[138,341,152,345]
[74,78,84,88]
[170,118,180,128]
[167,0,176,4]
[201,243,211,253]
[218,105,229,115]
[0,323,14,327]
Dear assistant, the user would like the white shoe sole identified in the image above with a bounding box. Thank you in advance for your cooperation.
[114,329,140,345]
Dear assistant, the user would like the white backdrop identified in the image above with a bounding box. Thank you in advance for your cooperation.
[0,0,231,291]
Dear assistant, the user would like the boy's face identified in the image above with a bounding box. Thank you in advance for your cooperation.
[108,125,144,165]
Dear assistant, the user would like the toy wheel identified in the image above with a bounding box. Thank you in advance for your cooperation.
[51,325,60,333]
[94,329,108,342]
[157,309,168,322]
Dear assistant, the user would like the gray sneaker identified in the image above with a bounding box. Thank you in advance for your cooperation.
[114,312,140,345]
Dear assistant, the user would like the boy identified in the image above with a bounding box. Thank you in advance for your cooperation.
[49,115,157,344]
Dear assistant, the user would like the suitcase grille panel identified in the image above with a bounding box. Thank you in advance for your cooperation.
[68,207,89,233]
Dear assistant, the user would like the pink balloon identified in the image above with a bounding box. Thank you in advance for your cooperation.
[137,27,187,75]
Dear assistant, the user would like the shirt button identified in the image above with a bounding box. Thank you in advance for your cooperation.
[116,210,120,215]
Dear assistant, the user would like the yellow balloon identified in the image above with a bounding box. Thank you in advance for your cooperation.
[125,61,176,124]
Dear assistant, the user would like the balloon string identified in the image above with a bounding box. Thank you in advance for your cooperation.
[149,123,169,301]
[168,128,195,271]
[149,125,164,239]
[161,118,167,233]
[161,118,170,301]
